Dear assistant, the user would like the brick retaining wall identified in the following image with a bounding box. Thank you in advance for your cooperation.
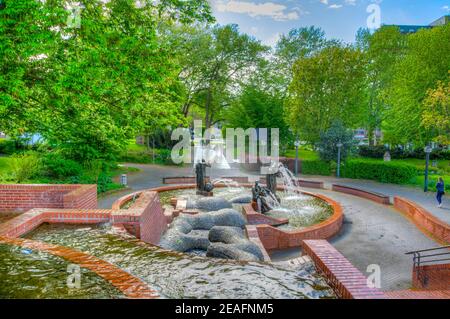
[394,197,450,244]
[332,184,390,205]
[302,240,385,299]
[413,263,450,290]
[0,184,97,213]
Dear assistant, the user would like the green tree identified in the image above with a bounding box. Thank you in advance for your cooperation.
[383,24,450,146]
[317,120,355,162]
[286,45,367,145]
[422,74,450,145]
[358,26,407,146]
[177,24,269,127]
[0,0,212,161]
[224,85,292,149]
[274,26,339,94]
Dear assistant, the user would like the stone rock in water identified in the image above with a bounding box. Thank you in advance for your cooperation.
[206,243,261,262]
[229,195,252,204]
[209,209,246,228]
[187,197,232,211]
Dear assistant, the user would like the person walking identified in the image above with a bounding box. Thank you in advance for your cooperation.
[436,177,445,208]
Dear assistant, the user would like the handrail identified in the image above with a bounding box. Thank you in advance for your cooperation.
[405,245,450,255]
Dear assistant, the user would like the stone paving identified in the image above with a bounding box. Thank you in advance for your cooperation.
[98,163,448,291]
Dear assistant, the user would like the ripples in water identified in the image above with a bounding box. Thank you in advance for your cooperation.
[26,224,335,299]
[0,243,123,299]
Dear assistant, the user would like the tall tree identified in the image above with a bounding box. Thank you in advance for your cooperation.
[177,24,268,127]
[286,45,367,145]
[0,0,212,161]
[383,24,450,146]
[357,26,407,145]
[274,26,339,94]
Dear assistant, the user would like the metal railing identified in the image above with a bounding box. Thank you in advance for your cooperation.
[406,245,450,286]
[406,245,450,267]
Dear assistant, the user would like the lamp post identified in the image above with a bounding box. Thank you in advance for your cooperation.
[424,145,432,192]
[294,137,300,175]
[336,142,343,178]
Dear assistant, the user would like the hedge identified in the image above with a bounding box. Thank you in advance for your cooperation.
[301,160,332,176]
[341,159,417,184]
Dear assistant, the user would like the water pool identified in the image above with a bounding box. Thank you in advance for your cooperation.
[25,224,335,299]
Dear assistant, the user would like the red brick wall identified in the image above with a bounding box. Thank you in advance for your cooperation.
[137,192,167,245]
[394,197,450,244]
[413,263,450,290]
[112,191,167,245]
[0,184,97,213]
[332,184,390,205]
[302,240,385,299]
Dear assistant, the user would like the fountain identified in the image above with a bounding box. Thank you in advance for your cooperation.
[195,159,214,196]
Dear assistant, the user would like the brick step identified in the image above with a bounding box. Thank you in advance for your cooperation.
[385,290,450,299]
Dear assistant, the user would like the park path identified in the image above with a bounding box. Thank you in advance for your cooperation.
[300,175,450,224]
[98,163,447,291]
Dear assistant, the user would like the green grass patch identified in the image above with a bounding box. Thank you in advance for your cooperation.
[283,148,319,161]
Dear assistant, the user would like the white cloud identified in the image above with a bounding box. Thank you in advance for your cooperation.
[214,1,300,21]
[320,0,329,4]
[443,5,450,12]
[329,4,343,9]
[345,0,357,5]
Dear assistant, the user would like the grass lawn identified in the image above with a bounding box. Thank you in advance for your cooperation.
[282,148,319,160]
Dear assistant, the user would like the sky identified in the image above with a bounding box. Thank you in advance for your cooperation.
[210,0,450,46]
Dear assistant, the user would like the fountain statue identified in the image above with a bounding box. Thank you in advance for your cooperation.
[251,181,280,214]
[195,159,214,196]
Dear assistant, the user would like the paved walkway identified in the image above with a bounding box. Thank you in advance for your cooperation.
[300,175,450,224]
[98,163,447,291]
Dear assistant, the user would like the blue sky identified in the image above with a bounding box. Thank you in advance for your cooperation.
[210,0,450,46]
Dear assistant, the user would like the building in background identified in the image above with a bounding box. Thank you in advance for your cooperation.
[385,15,449,34]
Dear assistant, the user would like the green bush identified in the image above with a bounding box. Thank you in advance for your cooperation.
[42,153,83,179]
[10,152,42,183]
[301,160,332,176]
[0,139,19,155]
[341,159,417,184]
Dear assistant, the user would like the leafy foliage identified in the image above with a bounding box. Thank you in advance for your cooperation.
[286,45,367,144]
[317,120,355,162]
[341,159,417,184]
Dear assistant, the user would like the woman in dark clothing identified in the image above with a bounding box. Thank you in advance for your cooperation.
[436,177,445,208]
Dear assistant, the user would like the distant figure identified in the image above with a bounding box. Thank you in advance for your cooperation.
[436,177,445,208]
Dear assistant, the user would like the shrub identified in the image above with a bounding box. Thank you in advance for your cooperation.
[341,159,417,184]
[10,152,42,183]
[358,145,386,158]
[42,153,83,179]
[301,160,332,176]
[0,139,19,155]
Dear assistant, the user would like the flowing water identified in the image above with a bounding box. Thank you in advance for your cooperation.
[24,224,335,299]
[0,243,123,299]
